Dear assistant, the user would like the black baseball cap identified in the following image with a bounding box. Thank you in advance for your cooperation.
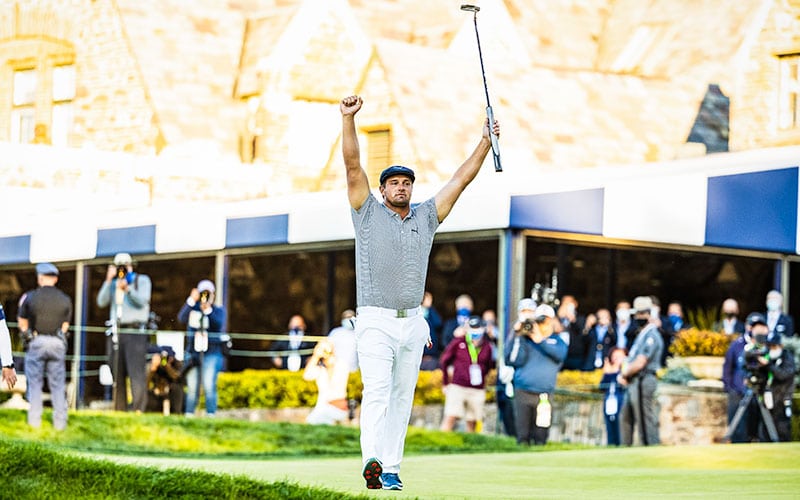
[746,312,767,327]
[379,165,415,185]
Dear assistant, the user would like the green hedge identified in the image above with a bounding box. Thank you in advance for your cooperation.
[215,369,604,410]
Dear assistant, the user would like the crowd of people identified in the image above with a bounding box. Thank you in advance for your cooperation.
[2,252,361,429]
[421,289,797,448]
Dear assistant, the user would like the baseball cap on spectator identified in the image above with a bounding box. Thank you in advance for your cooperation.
[35,262,59,276]
[517,298,536,312]
[534,304,556,321]
[467,316,485,329]
[197,279,216,293]
[113,252,133,266]
[746,312,767,327]
[632,296,654,314]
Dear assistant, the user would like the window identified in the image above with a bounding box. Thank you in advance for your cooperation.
[51,64,76,146]
[11,69,37,143]
[778,54,800,130]
[366,128,392,181]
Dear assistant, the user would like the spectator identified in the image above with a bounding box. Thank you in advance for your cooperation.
[722,312,762,442]
[439,316,495,433]
[146,345,183,415]
[496,301,538,438]
[662,301,690,367]
[420,291,443,370]
[618,295,664,446]
[760,333,795,442]
[441,294,474,348]
[0,304,17,390]
[96,252,152,412]
[558,295,588,370]
[615,300,637,351]
[714,298,745,335]
[270,314,315,372]
[178,279,227,417]
[328,309,359,373]
[17,263,71,430]
[599,347,627,446]
[586,308,616,371]
[764,290,795,340]
[303,338,351,425]
[505,304,568,445]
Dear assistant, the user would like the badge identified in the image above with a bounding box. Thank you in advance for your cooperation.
[469,363,483,386]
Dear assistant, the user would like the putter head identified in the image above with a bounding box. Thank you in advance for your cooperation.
[460,4,480,13]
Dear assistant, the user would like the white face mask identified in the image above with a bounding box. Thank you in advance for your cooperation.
[770,347,782,358]
[616,309,630,321]
[341,318,356,330]
[767,300,781,312]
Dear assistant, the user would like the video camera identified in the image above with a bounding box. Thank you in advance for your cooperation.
[531,267,559,309]
[743,334,771,391]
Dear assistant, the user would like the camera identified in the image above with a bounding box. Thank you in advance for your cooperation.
[743,341,770,391]
[199,290,210,304]
[116,266,126,280]
[520,319,535,333]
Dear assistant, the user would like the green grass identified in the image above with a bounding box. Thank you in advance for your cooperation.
[1,408,799,499]
[0,409,550,457]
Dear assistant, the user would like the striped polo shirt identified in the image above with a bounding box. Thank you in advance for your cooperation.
[351,193,439,309]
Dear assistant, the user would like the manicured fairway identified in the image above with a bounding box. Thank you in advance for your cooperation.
[96,442,800,499]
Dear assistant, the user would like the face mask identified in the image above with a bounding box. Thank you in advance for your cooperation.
[769,347,782,358]
[767,300,781,312]
[616,309,630,321]
[650,307,660,318]
[341,318,356,330]
[634,318,649,328]
[724,312,737,319]
[457,308,471,318]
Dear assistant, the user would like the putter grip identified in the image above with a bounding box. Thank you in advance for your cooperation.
[486,105,502,172]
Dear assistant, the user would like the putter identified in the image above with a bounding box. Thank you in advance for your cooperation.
[461,4,502,172]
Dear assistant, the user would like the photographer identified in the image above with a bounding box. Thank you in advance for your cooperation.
[146,345,183,415]
[303,338,351,425]
[504,304,568,445]
[177,279,228,418]
[743,320,796,442]
[722,312,764,443]
[96,252,152,412]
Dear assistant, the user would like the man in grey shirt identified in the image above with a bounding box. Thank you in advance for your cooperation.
[97,252,152,412]
[340,94,499,491]
[618,295,664,446]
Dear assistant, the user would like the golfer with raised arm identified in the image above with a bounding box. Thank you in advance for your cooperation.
[340,94,499,491]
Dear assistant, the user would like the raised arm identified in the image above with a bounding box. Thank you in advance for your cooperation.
[340,95,371,210]
[434,118,499,223]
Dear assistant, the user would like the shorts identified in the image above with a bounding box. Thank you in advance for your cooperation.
[443,384,486,421]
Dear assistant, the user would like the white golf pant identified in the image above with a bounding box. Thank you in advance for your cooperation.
[356,307,428,474]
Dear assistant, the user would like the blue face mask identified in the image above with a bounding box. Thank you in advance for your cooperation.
[457,308,471,318]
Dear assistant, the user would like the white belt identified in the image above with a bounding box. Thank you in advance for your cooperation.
[357,306,422,318]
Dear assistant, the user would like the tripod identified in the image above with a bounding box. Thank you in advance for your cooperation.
[724,385,778,443]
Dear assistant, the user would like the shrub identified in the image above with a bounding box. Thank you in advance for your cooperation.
[669,328,733,357]
[216,367,607,410]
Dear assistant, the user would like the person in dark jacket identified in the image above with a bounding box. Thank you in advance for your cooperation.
[505,304,568,445]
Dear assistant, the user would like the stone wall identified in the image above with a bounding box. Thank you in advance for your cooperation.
[218,383,734,446]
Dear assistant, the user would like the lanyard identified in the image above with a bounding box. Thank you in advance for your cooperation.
[466,338,479,364]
